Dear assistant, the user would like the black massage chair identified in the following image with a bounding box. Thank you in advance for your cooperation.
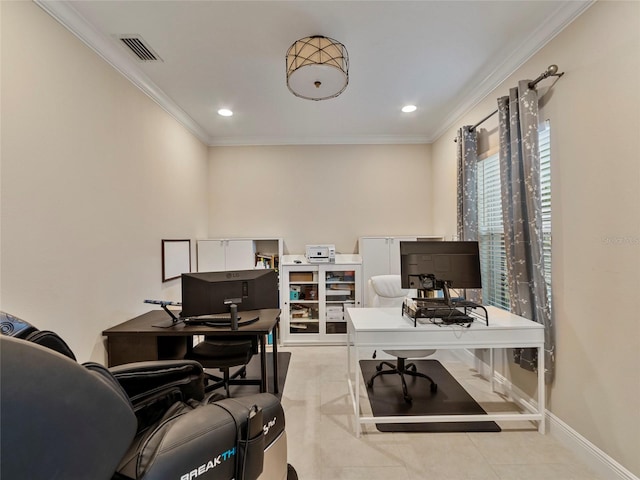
[0,311,297,480]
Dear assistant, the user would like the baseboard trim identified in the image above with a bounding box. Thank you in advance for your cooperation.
[450,349,638,480]
[545,411,639,480]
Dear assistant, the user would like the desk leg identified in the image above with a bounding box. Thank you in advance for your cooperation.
[272,325,279,394]
[538,345,546,434]
[259,335,267,393]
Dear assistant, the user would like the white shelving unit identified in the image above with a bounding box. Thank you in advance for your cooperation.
[196,238,283,272]
[280,254,362,345]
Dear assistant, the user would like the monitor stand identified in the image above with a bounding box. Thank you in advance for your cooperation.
[416,275,453,305]
[144,300,184,328]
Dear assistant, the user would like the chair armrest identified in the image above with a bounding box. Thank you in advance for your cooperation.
[109,359,204,376]
[110,360,206,402]
[109,360,206,434]
[215,393,286,450]
[118,393,283,480]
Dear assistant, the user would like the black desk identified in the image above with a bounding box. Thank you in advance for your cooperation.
[102,308,280,394]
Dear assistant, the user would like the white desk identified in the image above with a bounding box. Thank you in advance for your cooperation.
[346,307,545,437]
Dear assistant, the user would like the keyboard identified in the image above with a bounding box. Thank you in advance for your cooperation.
[415,308,474,324]
[183,315,233,326]
[183,315,259,327]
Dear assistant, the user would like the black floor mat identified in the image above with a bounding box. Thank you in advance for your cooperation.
[360,359,501,432]
[210,351,291,399]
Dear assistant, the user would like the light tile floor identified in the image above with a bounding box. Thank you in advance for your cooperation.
[278,345,602,480]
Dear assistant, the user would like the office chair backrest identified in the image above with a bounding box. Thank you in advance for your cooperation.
[367,275,414,308]
[368,275,436,364]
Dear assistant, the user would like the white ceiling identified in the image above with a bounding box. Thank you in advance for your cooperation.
[36,0,592,146]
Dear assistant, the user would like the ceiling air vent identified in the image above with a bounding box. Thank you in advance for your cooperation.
[118,35,162,62]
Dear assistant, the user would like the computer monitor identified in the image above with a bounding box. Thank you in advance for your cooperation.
[180,269,279,318]
[399,240,482,302]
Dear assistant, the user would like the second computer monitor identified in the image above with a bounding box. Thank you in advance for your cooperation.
[399,240,482,291]
[181,269,279,318]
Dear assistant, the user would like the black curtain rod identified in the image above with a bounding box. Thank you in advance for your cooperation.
[454,64,564,141]
[470,109,498,132]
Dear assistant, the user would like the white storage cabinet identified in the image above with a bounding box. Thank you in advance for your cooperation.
[280,254,361,345]
[196,238,283,272]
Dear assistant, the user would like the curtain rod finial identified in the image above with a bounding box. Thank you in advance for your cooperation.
[529,64,564,88]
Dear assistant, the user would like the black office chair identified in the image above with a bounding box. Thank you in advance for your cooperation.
[0,311,297,480]
[187,334,260,397]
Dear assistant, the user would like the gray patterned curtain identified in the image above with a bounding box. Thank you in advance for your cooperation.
[456,126,482,303]
[456,126,478,241]
[497,80,554,383]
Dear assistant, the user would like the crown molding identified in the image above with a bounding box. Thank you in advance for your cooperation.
[430,0,595,143]
[209,134,431,147]
[34,0,212,146]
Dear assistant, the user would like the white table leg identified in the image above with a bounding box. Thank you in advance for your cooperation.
[538,344,546,434]
[490,348,495,392]
[346,320,362,437]
[354,335,361,437]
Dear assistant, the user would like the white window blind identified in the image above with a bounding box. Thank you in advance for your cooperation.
[477,120,551,310]
[539,122,552,296]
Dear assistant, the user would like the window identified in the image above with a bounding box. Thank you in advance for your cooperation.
[477,121,551,310]
[477,151,509,309]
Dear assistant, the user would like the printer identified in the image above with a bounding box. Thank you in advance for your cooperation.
[305,244,336,263]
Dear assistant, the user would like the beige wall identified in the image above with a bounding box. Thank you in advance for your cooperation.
[0,2,209,362]
[432,1,640,475]
[208,144,436,254]
[2,0,639,477]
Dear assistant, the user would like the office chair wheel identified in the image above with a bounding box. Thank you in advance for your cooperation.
[430,383,438,393]
[404,394,412,404]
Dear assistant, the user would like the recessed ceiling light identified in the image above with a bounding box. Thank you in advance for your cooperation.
[402,105,417,113]
[218,108,233,117]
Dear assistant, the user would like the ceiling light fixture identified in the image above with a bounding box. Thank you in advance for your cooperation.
[402,105,417,113]
[217,108,233,117]
[286,35,349,101]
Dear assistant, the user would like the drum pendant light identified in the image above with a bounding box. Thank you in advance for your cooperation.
[286,35,349,101]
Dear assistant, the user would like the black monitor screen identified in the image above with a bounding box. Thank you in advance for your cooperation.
[399,241,482,290]
[181,269,279,318]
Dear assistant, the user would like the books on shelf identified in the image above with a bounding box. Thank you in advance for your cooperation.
[255,253,279,270]
[326,271,355,282]
[326,284,354,296]
[326,289,351,296]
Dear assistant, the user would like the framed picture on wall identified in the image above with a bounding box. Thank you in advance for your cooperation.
[162,239,191,282]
